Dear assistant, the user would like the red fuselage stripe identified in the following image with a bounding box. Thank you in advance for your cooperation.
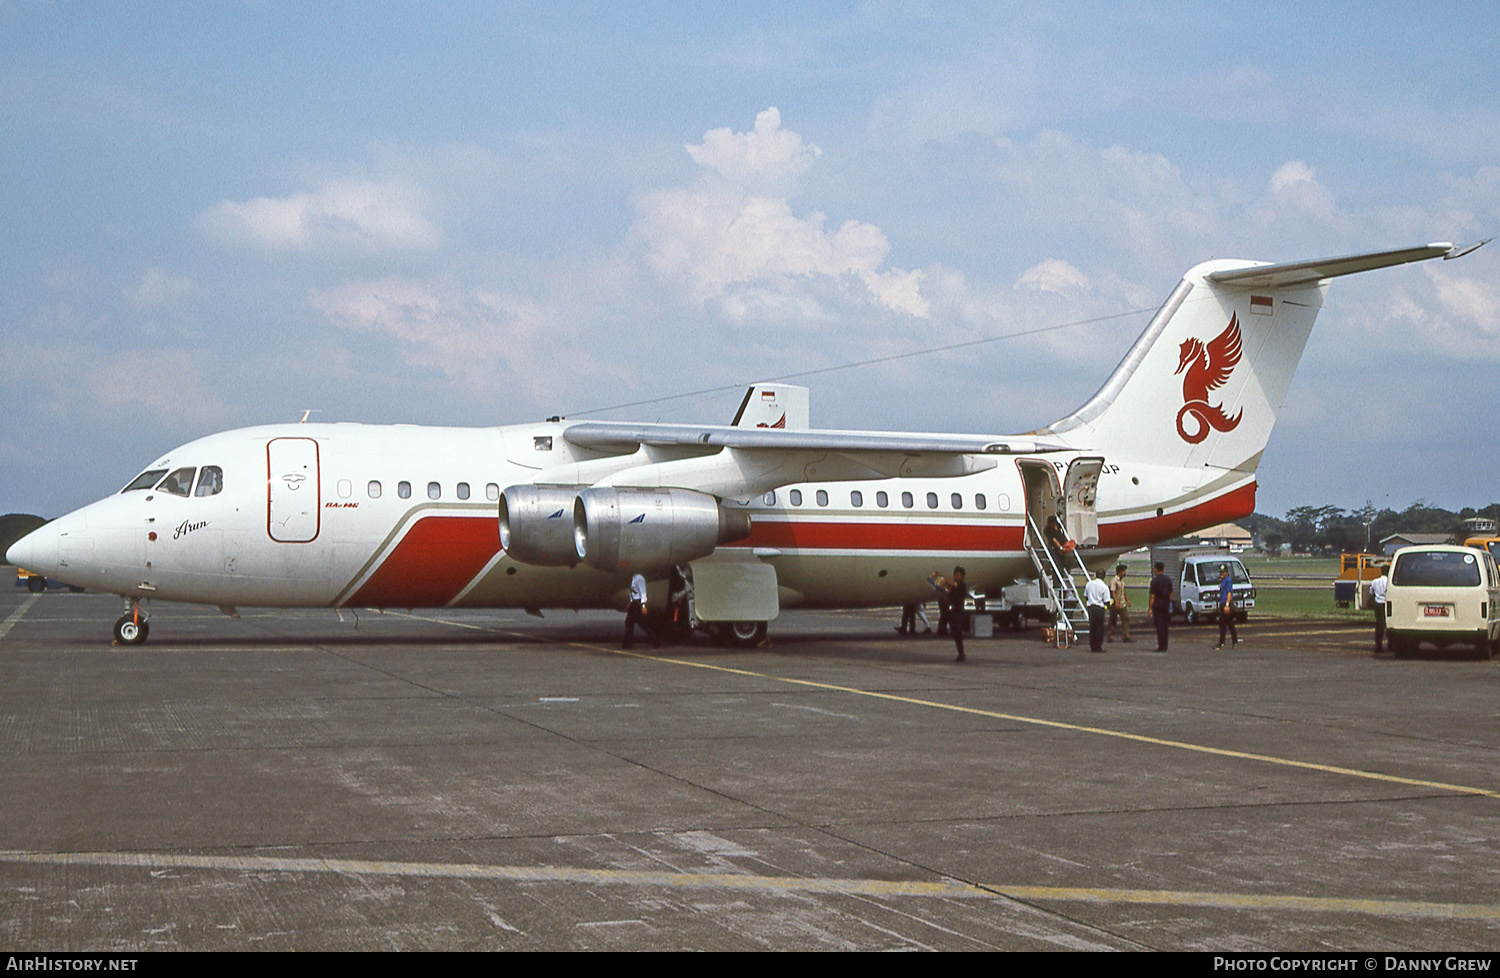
[344,480,1256,606]
[347,516,501,607]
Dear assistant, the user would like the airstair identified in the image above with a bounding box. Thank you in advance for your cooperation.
[1023,513,1093,646]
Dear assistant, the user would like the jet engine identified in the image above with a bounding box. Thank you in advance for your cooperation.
[498,485,585,566]
[572,487,751,572]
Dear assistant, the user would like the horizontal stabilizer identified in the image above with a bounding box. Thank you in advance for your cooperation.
[1204,242,1480,289]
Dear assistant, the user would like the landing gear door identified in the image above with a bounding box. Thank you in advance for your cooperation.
[1062,456,1104,548]
[267,437,321,543]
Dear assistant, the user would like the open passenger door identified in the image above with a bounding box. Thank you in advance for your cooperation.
[1062,457,1104,548]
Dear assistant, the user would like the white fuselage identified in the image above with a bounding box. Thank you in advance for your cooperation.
[28,421,1255,611]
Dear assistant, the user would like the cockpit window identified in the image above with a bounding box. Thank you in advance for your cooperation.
[156,467,196,497]
[122,469,168,492]
[194,466,224,497]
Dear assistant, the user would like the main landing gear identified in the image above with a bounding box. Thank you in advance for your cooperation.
[113,600,149,646]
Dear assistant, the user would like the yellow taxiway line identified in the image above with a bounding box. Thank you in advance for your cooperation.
[2,849,1497,922]
[386,611,1500,801]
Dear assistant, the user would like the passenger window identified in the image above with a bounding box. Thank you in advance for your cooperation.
[790,489,803,506]
[926,492,938,509]
[850,490,863,507]
[368,481,382,499]
[486,483,499,501]
[428,482,441,500]
[816,489,828,507]
[194,466,224,497]
[157,467,195,497]
[876,491,888,508]
[763,490,776,506]
[975,494,987,510]
[122,468,168,492]
[457,482,470,500]
[398,481,411,499]
[336,479,351,499]
[951,493,962,509]
[901,492,913,509]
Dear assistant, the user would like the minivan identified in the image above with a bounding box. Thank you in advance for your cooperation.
[1384,545,1500,659]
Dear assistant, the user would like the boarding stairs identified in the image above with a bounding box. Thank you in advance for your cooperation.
[1024,514,1093,646]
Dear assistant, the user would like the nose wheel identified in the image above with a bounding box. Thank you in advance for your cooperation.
[113,603,150,646]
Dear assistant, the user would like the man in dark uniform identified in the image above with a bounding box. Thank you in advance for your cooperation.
[1148,560,1173,652]
[948,566,969,662]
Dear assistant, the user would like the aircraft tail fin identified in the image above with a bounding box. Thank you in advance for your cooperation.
[1040,243,1475,473]
[731,383,810,430]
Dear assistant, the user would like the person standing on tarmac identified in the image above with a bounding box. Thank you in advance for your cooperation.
[622,572,660,650]
[948,567,969,662]
[1369,563,1390,653]
[1148,561,1173,652]
[1084,570,1111,653]
[1107,563,1133,643]
[929,571,951,637]
[1213,564,1239,650]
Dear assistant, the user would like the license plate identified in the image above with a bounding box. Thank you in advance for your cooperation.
[1424,605,1451,618]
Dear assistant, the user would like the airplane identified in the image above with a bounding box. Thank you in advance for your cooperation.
[7,241,1486,647]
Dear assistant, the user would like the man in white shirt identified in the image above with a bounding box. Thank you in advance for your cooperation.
[622,572,659,649]
[1084,571,1111,653]
[1369,564,1390,654]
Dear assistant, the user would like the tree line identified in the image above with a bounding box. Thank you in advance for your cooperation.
[1239,502,1500,556]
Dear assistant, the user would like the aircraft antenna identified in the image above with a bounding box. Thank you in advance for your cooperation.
[568,305,1155,417]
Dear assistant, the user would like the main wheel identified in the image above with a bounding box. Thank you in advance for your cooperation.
[113,615,149,646]
[1184,604,1198,625]
[25,576,44,593]
[715,621,767,647]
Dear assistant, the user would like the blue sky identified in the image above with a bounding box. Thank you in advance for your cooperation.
[3,2,1497,518]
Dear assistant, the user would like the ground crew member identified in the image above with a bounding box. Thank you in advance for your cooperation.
[1108,563,1132,643]
[948,567,969,662]
[1149,561,1172,652]
[1214,564,1239,650]
[622,572,659,649]
[1370,563,1390,653]
[1084,571,1111,653]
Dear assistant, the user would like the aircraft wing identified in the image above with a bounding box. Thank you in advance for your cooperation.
[563,421,1066,456]
[540,422,1072,500]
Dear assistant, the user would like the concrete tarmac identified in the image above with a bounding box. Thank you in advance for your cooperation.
[1,590,1498,951]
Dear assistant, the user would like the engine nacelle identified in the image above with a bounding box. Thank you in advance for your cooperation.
[498,485,583,566]
[573,488,751,572]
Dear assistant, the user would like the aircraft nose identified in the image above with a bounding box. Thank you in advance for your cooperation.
[7,524,57,575]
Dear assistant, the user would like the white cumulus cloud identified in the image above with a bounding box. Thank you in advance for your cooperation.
[685,106,821,191]
[199,178,441,254]
[634,108,929,319]
[1254,160,1348,232]
[1015,259,1089,296]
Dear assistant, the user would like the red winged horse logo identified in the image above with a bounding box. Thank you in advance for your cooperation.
[1174,314,1244,444]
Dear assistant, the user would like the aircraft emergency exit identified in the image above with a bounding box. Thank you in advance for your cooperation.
[7,242,1485,645]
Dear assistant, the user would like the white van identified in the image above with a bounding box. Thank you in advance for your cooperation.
[1384,545,1500,659]
[1150,548,1255,623]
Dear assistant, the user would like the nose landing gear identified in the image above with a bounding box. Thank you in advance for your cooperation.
[113,601,150,646]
